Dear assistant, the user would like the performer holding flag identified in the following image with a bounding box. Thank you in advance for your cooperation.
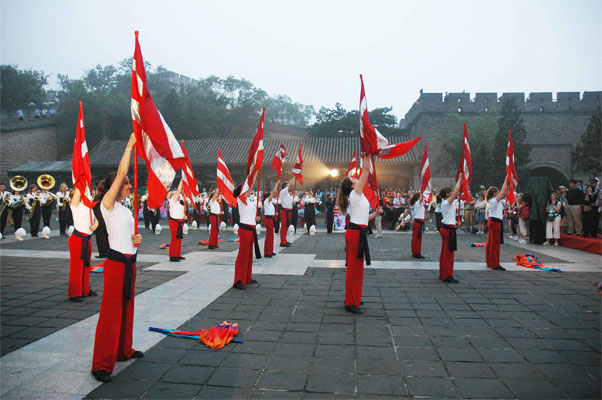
[271,144,286,234]
[410,143,432,259]
[437,174,463,283]
[290,145,303,234]
[168,180,185,262]
[279,178,296,247]
[263,180,280,258]
[68,102,98,301]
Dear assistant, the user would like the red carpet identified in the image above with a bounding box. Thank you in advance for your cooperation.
[559,234,602,255]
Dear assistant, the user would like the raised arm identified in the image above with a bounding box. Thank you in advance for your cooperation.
[173,180,183,203]
[353,154,370,195]
[495,176,508,203]
[211,188,220,202]
[269,180,280,200]
[71,187,82,207]
[102,133,136,211]
[446,173,463,205]
[243,171,258,198]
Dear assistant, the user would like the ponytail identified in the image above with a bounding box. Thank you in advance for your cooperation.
[336,177,353,213]
[485,186,498,201]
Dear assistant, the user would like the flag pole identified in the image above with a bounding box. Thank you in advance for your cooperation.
[133,145,139,245]
[256,170,261,217]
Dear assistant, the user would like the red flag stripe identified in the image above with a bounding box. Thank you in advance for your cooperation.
[72,101,94,209]
[420,143,432,203]
[292,144,303,185]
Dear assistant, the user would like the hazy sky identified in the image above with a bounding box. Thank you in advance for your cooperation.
[2,0,601,120]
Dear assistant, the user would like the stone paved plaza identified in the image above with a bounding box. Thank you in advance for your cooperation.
[0,223,600,399]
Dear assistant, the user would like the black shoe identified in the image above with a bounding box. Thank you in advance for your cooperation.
[345,305,363,314]
[87,290,98,297]
[280,244,288,247]
[31,234,38,237]
[412,254,425,259]
[1,236,6,239]
[493,266,506,271]
[178,256,186,260]
[96,254,107,259]
[360,301,364,305]
[92,370,112,383]
[233,281,246,290]
[285,243,292,247]
[265,255,272,258]
[249,280,258,284]
[271,253,276,256]
[443,276,459,283]
[70,296,83,302]
[131,350,144,359]
[207,245,215,249]
[170,257,180,262]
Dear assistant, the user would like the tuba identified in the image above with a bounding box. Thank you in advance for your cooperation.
[10,175,28,192]
[37,174,56,191]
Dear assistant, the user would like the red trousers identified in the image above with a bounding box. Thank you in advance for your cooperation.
[92,257,137,373]
[264,217,275,256]
[209,214,220,247]
[486,220,501,268]
[169,218,183,258]
[68,233,92,298]
[234,228,253,285]
[345,227,364,307]
[411,220,423,256]
[439,227,455,279]
[279,208,290,245]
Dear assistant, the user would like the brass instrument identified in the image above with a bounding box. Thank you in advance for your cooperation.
[28,192,39,219]
[37,174,56,190]
[0,192,10,216]
[39,192,55,206]
[61,192,69,211]
[8,194,25,209]
[10,176,28,192]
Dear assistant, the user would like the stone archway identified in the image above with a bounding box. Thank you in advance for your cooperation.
[529,161,570,189]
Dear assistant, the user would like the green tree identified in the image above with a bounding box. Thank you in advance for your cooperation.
[0,65,48,109]
[308,104,403,137]
[574,112,601,175]
[492,99,531,187]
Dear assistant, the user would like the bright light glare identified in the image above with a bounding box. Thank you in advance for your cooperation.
[330,169,339,177]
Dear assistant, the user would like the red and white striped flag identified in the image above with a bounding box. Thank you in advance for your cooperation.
[361,155,380,210]
[359,75,421,159]
[506,130,519,205]
[456,123,473,201]
[217,149,237,206]
[71,101,94,208]
[238,108,265,204]
[181,140,199,213]
[420,143,432,203]
[131,31,185,209]
[292,144,303,185]
[346,149,358,178]
[271,144,286,179]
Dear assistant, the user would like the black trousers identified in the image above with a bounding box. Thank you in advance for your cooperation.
[583,211,599,238]
[151,210,160,232]
[143,205,151,229]
[59,208,70,235]
[12,207,24,230]
[41,205,52,227]
[30,208,41,236]
[292,206,298,233]
[326,212,334,234]
[0,208,8,235]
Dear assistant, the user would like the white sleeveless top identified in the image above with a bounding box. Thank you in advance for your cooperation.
[169,196,185,220]
[71,202,94,235]
[238,198,257,225]
[412,200,425,220]
[210,200,221,214]
[349,190,369,226]
[280,188,292,209]
[101,202,136,255]
[264,198,275,216]
[487,198,504,220]
[441,200,457,226]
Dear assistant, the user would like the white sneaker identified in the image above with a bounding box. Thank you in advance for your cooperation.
[554,242,559,246]
[519,239,526,244]
[543,241,550,246]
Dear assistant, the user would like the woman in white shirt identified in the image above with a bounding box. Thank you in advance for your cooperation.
[208,189,223,249]
[168,180,185,262]
[263,180,280,258]
[336,154,381,314]
[232,173,261,290]
[92,133,143,383]
[437,173,463,283]
[68,187,98,301]
[410,192,425,258]
[485,177,508,271]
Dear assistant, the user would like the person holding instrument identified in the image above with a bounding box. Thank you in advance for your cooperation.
[91,133,143,383]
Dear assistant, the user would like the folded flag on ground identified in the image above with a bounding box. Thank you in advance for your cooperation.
[199,237,223,246]
[90,264,103,274]
[514,254,562,272]
[470,242,486,247]
[228,238,240,242]
[149,321,242,349]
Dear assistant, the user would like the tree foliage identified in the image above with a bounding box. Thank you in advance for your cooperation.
[0,65,48,109]
[308,103,402,137]
[574,112,601,175]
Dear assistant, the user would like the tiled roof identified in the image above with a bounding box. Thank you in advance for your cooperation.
[9,161,72,173]
[89,136,419,166]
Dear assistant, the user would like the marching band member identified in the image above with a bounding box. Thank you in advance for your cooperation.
[192,193,202,228]
[68,186,98,301]
[56,183,70,236]
[92,133,143,383]
[10,190,25,234]
[303,192,317,234]
[40,187,55,229]
[232,173,261,289]
[0,183,8,238]
[141,190,151,230]
[168,180,185,262]
[25,184,42,237]
[263,180,280,258]
[325,193,335,234]
[337,154,380,314]
[410,192,426,259]
[279,180,295,247]
[437,173,463,283]
[208,189,222,249]
[485,176,508,271]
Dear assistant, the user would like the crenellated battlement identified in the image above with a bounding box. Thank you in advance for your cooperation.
[403,91,601,126]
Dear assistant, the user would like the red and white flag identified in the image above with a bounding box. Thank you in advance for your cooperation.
[271,144,286,179]
[359,75,421,159]
[71,101,94,209]
[361,155,380,210]
[131,31,185,209]
[456,123,473,201]
[346,149,358,178]
[217,149,237,206]
[238,108,265,204]
[506,130,519,205]
[420,143,432,203]
[292,144,303,185]
[180,140,199,212]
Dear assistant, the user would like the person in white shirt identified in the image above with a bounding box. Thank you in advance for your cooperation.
[263,180,280,258]
[410,192,426,258]
[208,189,223,249]
[337,154,381,314]
[232,173,261,290]
[56,183,71,236]
[485,177,508,271]
[437,174,463,283]
[25,184,42,237]
[278,179,296,247]
[92,133,143,383]
[68,186,98,301]
[168,180,185,262]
